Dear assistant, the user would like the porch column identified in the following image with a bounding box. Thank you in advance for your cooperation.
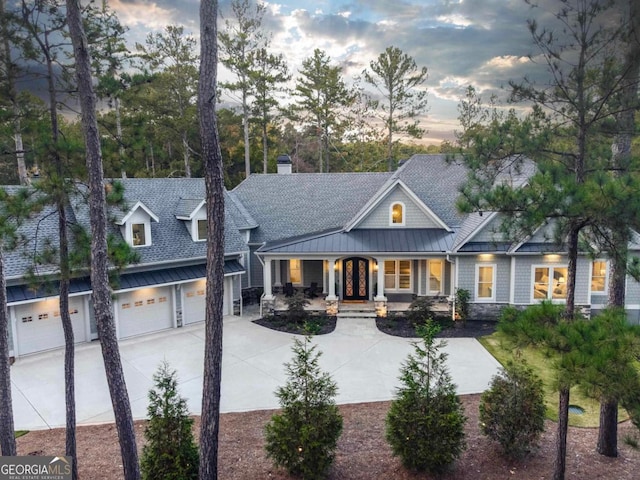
[274,259,282,289]
[374,257,386,301]
[326,258,338,300]
[325,257,338,315]
[263,257,274,300]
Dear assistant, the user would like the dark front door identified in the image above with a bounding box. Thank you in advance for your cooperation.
[343,257,369,301]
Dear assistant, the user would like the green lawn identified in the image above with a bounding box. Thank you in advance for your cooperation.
[479,331,627,428]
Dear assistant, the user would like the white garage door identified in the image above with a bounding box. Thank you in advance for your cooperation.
[117,287,173,339]
[183,280,206,325]
[16,297,87,356]
[182,277,234,325]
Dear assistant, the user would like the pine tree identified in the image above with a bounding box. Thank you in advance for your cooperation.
[141,362,199,480]
[198,0,226,477]
[264,336,343,479]
[386,321,466,474]
[363,46,428,171]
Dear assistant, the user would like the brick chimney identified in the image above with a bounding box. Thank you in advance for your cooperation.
[277,154,292,174]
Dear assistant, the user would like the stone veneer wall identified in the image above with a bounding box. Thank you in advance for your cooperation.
[470,303,592,322]
[468,303,507,321]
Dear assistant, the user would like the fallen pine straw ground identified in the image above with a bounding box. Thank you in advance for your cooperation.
[17,394,640,479]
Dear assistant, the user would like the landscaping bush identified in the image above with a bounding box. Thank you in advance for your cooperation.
[141,362,199,480]
[406,296,453,330]
[386,321,466,474]
[284,291,310,325]
[479,361,546,458]
[264,336,343,479]
[406,296,434,327]
[455,288,470,324]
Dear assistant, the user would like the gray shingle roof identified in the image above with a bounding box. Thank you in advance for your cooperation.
[106,179,248,265]
[393,155,469,229]
[232,172,391,244]
[174,198,204,219]
[3,179,248,280]
[233,155,480,247]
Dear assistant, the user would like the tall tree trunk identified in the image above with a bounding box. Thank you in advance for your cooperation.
[262,124,268,173]
[0,0,29,186]
[115,97,126,179]
[597,400,619,457]
[552,222,581,480]
[57,200,78,479]
[387,99,394,171]
[198,0,225,478]
[65,2,140,479]
[243,91,250,179]
[0,244,16,456]
[182,132,191,178]
[597,0,640,457]
[39,14,79,475]
[553,387,570,480]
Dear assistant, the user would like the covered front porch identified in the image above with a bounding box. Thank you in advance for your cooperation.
[258,254,455,317]
[256,228,457,317]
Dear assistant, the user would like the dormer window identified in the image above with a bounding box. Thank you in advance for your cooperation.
[132,223,147,246]
[197,219,207,241]
[116,201,159,248]
[175,198,208,242]
[390,202,405,226]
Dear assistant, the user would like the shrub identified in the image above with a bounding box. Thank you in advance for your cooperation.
[386,321,466,474]
[479,361,545,458]
[406,296,433,327]
[284,291,310,325]
[141,362,199,480]
[455,288,470,324]
[265,336,343,479]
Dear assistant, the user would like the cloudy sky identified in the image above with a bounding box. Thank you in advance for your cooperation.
[108,0,559,143]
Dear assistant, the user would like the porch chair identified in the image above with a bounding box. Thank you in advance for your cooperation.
[283,282,294,297]
[304,282,319,299]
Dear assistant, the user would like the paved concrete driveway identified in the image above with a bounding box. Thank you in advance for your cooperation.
[10,315,501,430]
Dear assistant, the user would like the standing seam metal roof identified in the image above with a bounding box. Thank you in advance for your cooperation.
[258,228,456,254]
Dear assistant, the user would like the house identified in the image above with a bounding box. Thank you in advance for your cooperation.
[4,179,248,358]
[232,154,640,321]
[4,154,640,358]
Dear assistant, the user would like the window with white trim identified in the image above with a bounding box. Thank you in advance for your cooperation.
[390,202,405,226]
[197,219,207,241]
[289,259,302,285]
[131,223,147,246]
[591,260,607,293]
[476,264,495,301]
[428,260,443,294]
[384,260,412,290]
[533,266,568,301]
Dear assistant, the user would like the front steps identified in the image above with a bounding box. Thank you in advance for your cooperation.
[337,301,376,319]
[336,311,377,319]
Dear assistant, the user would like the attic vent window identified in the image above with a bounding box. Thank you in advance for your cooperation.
[390,202,405,226]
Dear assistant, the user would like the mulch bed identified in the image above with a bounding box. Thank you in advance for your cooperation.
[253,314,337,335]
[254,312,496,339]
[376,315,497,338]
